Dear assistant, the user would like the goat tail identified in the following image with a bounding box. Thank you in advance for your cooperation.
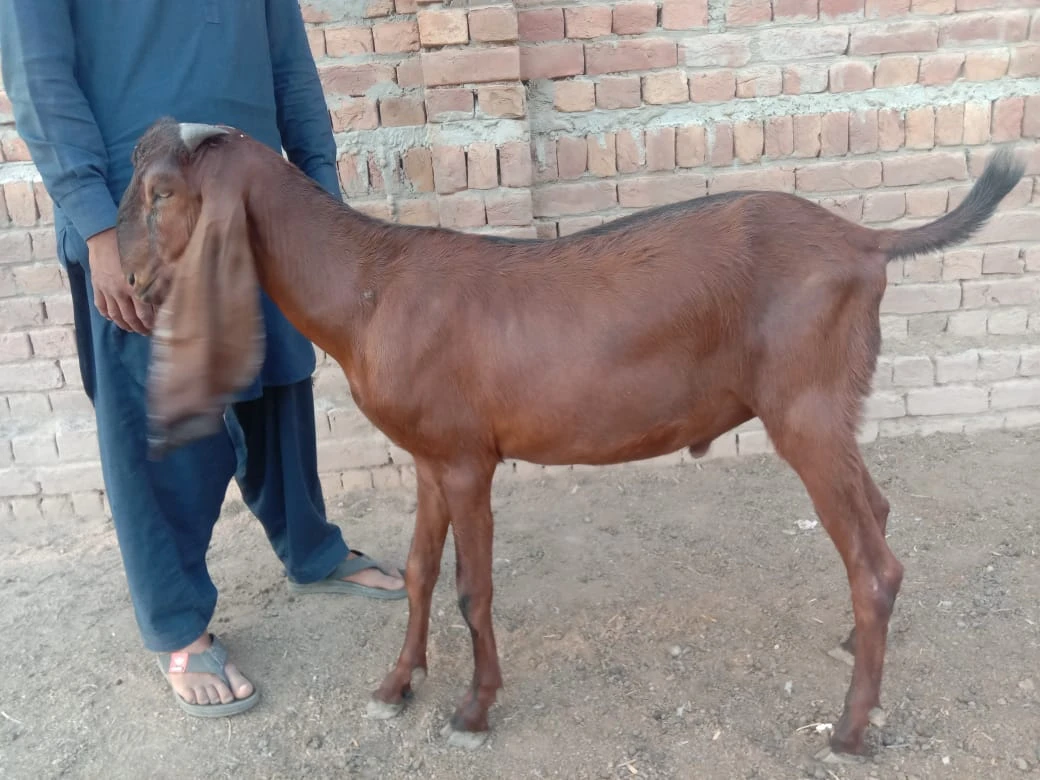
[874,145,1025,261]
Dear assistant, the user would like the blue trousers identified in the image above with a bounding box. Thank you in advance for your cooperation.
[66,258,350,652]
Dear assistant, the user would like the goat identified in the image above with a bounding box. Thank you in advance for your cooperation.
[114,116,1024,757]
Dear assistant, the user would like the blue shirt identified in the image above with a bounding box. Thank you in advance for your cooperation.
[0,0,341,387]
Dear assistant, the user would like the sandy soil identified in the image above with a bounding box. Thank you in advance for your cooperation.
[1,428,1038,780]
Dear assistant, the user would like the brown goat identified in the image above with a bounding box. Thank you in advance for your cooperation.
[115,116,1023,757]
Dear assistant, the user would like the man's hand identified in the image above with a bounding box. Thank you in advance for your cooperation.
[86,228,155,335]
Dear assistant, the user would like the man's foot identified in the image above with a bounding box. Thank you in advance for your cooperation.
[287,550,407,600]
[156,633,259,717]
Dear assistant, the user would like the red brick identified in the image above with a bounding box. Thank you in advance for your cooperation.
[395,0,417,12]
[662,0,710,29]
[306,28,326,59]
[906,106,935,149]
[532,181,617,217]
[874,54,919,85]
[500,142,533,187]
[1025,96,1040,138]
[557,216,603,236]
[684,34,753,67]
[883,150,967,186]
[465,143,498,190]
[643,71,689,104]
[616,129,645,172]
[556,136,588,179]
[31,229,57,261]
[325,26,374,57]
[710,124,734,166]
[993,97,1025,142]
[432,145,467,194]
[379,96,425,126]
[613,2,659,34]
[425,89,474,121]
[911,0,954,12]
[793,114,823,157]
[850,109,879,153]
[645,127,676,171]
[821,111,850,155]
[964,50,1010,80]
[709,166,796,194]
[586,39,677,75]
[829,60,874,91]
[765,116,795,158]
[689,70,737,102]
[618,173,708,208]
[518,9,564,42]
[4,182,37,226]
[821,0,865,17]
[365,0,393,18]
[374,20,420,53]
[1,134,30,162]
[397,58,423,88]
[520,42,584,79]
[423,47,520,86]
[536,140,559,183]
[367,157,386,193]
[300,1,332,22]
[438,192,486,229]
[935,104,965,145]
[878,108,906,151]
[783,63,831,93]
[596,76,642,108]
[321,63,396,96]
[330,98,379,131]
[865,0,910,17]
[0,231,31,264]
[485,190,533,226]
[757,27,850,61]
[564,6,613,38]
[676,125,707,167]
[963,101,992,144]
[587,134,618,177]
[796,160,882,192]
[774,0,820,21]
[1010,43,1040,76]
[478,86,526,118]
[727,0,773,25]
[418,9,468,46]
[469,8,518,43]
[402,148,434,193]
[849,21,939,54]
[729,122,761,166]
[863,191,906,222]
[941,12,1031,45]
[735,66,782,97]
[918,51,965,85]
[34,184,53,224]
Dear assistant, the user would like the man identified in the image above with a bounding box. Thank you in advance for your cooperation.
[0,0,406,718]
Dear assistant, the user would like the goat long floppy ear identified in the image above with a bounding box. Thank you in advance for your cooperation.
[146,188,265,459]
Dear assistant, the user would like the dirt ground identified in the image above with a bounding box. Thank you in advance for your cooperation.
[1,428,1038,780]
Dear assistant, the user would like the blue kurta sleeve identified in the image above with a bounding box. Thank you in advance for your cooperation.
[265,0,342,201]
[0,0,119,242]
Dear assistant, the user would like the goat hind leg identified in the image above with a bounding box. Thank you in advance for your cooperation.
[368,461,450,719]
[439,464,502,749]
[768,418,904,755]
[831,470,892,668]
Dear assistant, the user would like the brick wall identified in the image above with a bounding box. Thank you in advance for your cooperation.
[2,0,1040,522]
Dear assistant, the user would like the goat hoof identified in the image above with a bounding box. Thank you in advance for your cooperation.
[814,747,865,765]
[366,698,405,720]
[826,645,855,667]
[441,723,489,750]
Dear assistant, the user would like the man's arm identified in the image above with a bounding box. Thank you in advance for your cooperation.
[0,0,118,242]
[265,0,342,201]
[0,0,154,334]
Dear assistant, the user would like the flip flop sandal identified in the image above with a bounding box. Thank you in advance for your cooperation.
[156,634,260,718]
[287,550,407,600]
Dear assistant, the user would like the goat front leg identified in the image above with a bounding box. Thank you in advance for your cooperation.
[767,416,904,757]
[368,459,450,719]
[439,461,502,749]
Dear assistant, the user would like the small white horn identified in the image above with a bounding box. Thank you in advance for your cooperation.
[179,122,229,153]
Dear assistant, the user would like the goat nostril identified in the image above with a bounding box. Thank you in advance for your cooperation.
[127,273,135,287]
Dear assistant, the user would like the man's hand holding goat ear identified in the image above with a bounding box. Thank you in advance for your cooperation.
[86,227,156,335]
